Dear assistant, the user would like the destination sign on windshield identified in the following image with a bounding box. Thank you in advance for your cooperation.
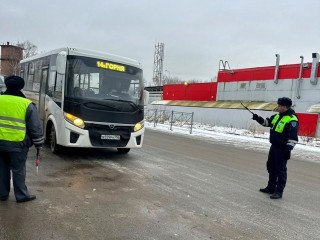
[97,61,126,72]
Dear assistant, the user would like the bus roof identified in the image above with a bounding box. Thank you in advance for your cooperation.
[20,47,142,69]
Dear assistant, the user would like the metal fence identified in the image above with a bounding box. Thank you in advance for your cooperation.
[145,109,194,134]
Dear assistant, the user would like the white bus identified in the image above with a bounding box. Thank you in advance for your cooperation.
[0,74,5,93]
[20,47,146,154]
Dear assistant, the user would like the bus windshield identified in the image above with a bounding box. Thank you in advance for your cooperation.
[65,56,143,106]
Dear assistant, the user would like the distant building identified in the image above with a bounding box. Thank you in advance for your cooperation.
[0,42,23,77]
[144,86,163,104]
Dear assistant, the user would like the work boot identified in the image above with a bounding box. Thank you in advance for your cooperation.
[1,196,8,201]
[16,195,36,203]
[270,192,282,199]
[259,187,275,194]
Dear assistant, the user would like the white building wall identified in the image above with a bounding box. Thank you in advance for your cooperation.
[217,78,320,113]
[147,92,162,105]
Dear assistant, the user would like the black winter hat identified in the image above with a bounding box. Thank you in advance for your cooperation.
[4,76,25,90]
[277,97,292,107]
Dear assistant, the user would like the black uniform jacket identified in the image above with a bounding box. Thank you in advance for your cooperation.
[260,108,299,149]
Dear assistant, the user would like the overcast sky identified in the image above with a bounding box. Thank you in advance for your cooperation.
[1,0,320,84]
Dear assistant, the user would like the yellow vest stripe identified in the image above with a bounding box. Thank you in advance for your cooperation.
[0,123,26,130]
[0,116,26,124]
[0,119,25,128]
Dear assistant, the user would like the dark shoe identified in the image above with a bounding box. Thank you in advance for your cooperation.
[259,187,275,194]
[1,196,8,201]
[270,192,282,199]
[16,195,36,203]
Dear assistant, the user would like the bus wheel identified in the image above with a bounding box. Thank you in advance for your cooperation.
[117,148,130,154]
[50,125,62,154]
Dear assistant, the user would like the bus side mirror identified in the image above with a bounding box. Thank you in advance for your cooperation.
[56,51,67,75]
[143,90,149,106]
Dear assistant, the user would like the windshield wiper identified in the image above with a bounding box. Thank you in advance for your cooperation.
[103,98,143,112]
[83,101,121,111]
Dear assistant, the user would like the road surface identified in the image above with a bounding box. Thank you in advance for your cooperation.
[0,128,319,240]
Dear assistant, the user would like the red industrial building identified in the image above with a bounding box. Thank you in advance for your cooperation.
[153,53,320,137]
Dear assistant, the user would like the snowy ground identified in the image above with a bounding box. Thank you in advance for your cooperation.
[145,121,320,164]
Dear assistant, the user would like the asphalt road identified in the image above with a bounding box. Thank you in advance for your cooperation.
[0,128,319,240]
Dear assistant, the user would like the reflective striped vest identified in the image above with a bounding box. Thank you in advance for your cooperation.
[271,114,298,133]
[0,95,31,142]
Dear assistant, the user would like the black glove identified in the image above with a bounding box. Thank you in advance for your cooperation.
[285,144,294,151]
[252,114,260,121]
[284,149,291,160]
[252,114,265,124]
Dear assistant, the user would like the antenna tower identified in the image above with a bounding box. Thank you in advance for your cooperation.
[152,42,164,86]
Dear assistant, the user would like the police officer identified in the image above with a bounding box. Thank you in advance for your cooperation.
[252,97,299,199]
[0,76,44,203]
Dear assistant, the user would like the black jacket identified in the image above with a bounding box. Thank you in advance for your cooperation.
[256,108,299,149]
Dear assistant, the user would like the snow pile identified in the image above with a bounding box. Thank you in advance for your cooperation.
[145,121,320,163]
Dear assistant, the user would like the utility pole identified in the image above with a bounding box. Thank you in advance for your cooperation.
[152,42,164,86]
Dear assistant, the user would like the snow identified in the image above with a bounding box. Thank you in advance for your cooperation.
[145,121,320,164]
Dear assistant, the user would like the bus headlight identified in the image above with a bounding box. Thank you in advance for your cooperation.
[134,120,144,132]
[64,112,85,129]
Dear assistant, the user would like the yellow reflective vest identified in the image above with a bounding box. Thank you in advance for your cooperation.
[0,95,31,142]
[271,114,299,133]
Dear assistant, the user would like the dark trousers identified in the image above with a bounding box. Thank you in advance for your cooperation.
[266,145,289,193]
[0,150,30,201]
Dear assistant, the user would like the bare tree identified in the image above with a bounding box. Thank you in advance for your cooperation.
[211,75,217,82]
[162,75,209,85]
[16,41,38,59]
[164,76,183,84]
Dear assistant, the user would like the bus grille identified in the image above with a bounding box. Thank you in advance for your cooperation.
[86,124,132,147]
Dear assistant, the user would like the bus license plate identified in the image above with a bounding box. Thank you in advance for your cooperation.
[101,135,120,140]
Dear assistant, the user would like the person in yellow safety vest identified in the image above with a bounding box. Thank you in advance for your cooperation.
[252,97,299,199]
[0,76,44,203]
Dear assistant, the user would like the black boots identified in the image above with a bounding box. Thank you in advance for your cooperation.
[259,187,275,194]
[16,195,36,203]
[260,187,283,199]
[270,192,282,199]
[1,196,8,201]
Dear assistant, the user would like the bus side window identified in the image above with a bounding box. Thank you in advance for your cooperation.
[54,74,63,100]
[26,62,35,91]
[33,60,42,92]
[47,72,56,97]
